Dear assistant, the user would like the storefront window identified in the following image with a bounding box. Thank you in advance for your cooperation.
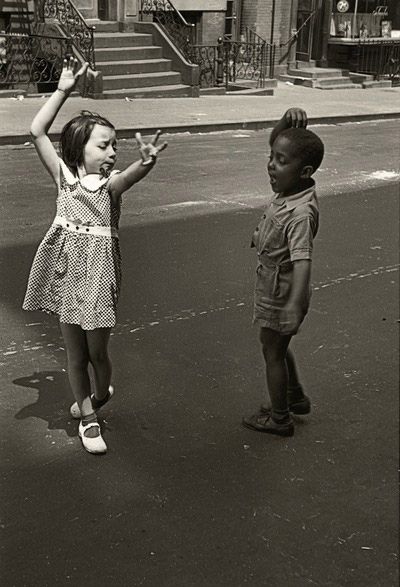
[329,1,395,39]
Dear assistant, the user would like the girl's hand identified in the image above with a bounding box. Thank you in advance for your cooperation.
[135,130,168,166]
[284,108,308,128]
[57,57,91,94]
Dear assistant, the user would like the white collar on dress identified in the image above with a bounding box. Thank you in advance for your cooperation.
[59,159,118,190]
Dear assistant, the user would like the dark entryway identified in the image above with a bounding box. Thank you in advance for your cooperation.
[98,0,109,21]
[225,0,242,41]
[296,0,316,61]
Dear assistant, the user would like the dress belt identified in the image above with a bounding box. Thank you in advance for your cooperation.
[53,215,119,239]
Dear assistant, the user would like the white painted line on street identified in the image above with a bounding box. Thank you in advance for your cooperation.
[1,264,398,359]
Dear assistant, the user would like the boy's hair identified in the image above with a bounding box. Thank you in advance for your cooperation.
[59,111,115,173]
[278,127,324,173]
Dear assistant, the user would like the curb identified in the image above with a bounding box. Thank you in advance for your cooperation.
[1,111,400,146]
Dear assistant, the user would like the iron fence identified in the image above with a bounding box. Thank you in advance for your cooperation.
[0,32,72,93]
[188,44,218,88]
[189,37,276,89]
[356,39,400,84]
[36,0,95,68]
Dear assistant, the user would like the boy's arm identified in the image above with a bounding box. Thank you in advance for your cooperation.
[30,58,89,185]
[269,108,308,147]
[281,259,311,335]
[109,131,167,199]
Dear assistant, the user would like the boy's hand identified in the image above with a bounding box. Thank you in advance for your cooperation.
[57,57,91,94]
[135,130,168,166]
[280,303,305,335]
[284,108,308,128]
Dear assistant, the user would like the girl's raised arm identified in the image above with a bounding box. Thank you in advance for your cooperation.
[30,57,89,185]
[109,131,167,200]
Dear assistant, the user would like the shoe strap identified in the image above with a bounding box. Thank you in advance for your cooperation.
[81,421,100,431]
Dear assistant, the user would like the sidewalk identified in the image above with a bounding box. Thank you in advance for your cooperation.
[1,82,400,145]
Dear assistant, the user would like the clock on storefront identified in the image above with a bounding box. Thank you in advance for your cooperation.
[337,0,350,12]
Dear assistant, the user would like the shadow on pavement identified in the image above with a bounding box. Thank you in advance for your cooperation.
[13,369,78,437]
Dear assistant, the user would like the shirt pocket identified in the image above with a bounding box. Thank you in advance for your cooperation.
[262,217,286,252]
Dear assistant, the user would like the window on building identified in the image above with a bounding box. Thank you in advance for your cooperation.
[330,0,395,38]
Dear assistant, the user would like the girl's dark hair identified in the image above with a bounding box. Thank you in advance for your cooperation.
[59,111,115,174]
[279,127,325,173]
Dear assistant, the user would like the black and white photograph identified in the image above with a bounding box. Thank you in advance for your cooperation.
[1,1,399,585]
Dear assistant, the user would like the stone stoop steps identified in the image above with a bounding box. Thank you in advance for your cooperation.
[89,20,193,98]
[280,60,391,90]
[280,60,359,89]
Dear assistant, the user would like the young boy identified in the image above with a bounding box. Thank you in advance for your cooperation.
[243,108,325,437]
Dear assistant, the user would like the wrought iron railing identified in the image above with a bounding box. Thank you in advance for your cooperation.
[188,44,219,88]
[139,0,195,61]
[188,37,276,90]
[0,32,72,93]
[225,41,269,88]
[37,0,95,68]
[280,10,317,48]
[356,39,400,84]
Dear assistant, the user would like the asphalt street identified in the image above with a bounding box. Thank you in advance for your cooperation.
[0,121,399,586]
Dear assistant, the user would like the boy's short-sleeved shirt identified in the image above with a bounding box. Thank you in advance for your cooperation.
[252,181,319,265]
[251,182,319,331]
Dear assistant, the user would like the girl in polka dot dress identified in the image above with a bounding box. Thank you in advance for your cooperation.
[23,58,167,454]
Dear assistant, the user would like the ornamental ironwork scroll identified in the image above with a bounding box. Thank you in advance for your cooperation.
[188,37,275,89]
[0,33,72,93]
[37,0,95,68]
[224,40,268,88]
[140,0,195,61]
[187,45,218,88]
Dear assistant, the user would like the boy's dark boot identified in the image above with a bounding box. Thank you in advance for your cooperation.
[242,410,294,437]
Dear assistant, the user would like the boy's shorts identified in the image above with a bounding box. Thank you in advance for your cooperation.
[253,262,310,333]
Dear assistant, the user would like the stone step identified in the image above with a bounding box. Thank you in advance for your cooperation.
[94,32,154,48]
[315,83,362,90]
[94,45,163,61]
[86,20,120,33]
[97,58,172,76]
[102,84,192,99]
[295,60,317,68]
[102,71,182,91]
[280,73,359,88]
[226,87,274,96]
[349,72,375,83]
[362,79,392,88]
[315,76,358,87]
[288,67,349,79]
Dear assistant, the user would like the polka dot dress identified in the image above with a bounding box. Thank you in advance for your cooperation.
[23,160,122,330]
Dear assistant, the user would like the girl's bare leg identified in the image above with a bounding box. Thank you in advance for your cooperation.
[59,322,92,418]
[260,327,292,420]
[86,328,112,401]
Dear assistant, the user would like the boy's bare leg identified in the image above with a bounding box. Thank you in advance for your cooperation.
[286,347,302,390]
[260,327,292,421]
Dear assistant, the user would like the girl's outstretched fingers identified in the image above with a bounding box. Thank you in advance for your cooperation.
[75,61,89,79]
[150,130,168,153]
[156,140,168,154]
[135,131,167,165]
[151,129,162,145]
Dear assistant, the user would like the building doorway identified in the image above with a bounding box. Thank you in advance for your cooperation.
[98,0,109,21]
[296,0,317,61]
[224,0,242,40]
